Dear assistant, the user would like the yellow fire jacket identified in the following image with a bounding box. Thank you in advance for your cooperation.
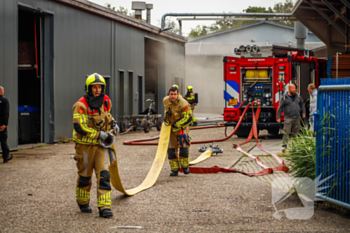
[163,96,192,132]
[72,95,114,145]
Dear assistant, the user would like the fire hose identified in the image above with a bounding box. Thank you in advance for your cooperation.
[233,102,288,174]
[109,103,288,196]
[179,102,288,176]
[109,124,171,196]
[122,101,247,145]
[123,102,249,146]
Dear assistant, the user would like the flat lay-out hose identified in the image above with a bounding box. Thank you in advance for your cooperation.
[123,103,251,146]
[110,102,288,196]
[181,103,288,176]
[109,124,170,196]
[233,104,273,174]
[122,124,225,145]
[234,103,288,173]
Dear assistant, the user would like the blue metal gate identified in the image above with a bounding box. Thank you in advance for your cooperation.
[315,78,350,210]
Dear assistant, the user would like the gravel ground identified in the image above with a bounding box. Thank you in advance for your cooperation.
[0,127,349,232]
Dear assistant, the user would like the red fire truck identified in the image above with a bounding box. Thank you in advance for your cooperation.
[223,45,327,137]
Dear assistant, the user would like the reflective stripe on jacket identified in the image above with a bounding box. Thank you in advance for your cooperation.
[72,95,114,145]
[163,96,192,131]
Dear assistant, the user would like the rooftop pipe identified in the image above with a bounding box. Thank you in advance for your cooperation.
[160,12,294,32]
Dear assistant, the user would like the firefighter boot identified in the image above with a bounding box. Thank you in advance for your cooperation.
[78,202,92,213]
[168,148,179,176]
[99,207,113,218]
[179,148,190,175]
[170,170,179,176]
[182,167,190,174]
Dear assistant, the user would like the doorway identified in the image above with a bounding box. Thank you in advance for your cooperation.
[138,75,143,114]
[18,7,54,144]
[128,72,133,115]
[119,71,125,117]
[144,37,165,113]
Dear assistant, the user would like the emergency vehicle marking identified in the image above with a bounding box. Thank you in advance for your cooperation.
[224,80,239,108]
[275,92,279,103]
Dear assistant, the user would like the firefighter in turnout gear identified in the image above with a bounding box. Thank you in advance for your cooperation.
[163,86,193,176]
[72,73,119,218]
[184,86,197,126]
[172,84,183,98]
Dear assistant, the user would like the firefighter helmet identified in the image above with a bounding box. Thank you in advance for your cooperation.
[172,84,179,89]
[85,73,106,94]
[187,86,193,92]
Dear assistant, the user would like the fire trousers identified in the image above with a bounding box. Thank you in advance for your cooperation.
[74,143,114,210]
[167,127,190,171]
[190,104,197,123]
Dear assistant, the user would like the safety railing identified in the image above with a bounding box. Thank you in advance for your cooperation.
[314,78,350,210]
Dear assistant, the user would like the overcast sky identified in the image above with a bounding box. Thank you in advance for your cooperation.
[88,0,291,36]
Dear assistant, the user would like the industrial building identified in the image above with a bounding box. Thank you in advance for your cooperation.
[0,0,186,150]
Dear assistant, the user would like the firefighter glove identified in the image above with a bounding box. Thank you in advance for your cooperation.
[99,131,108,140]
[179,129,190,147]
[111,121,119,135]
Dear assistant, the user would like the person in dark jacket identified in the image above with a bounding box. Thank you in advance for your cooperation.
[0,86,13,163]
[277,83,306,147]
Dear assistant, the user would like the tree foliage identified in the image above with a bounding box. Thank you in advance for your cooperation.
[105,4,135,17]
[189,0,295,38]
[163,18,180,34]
[105,3,115,11]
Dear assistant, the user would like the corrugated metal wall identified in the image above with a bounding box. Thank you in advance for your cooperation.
[115,22,145,118]
[0,0,185,149]
[53,4,113,141]
[0,0,18,150]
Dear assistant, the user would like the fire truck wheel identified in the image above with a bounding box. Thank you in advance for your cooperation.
[235,127,251,138]
[268,128,280,136]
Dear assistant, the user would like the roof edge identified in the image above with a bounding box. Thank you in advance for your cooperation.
[188,21,313,42]
[54,0,187,43]
[292,0,303,14]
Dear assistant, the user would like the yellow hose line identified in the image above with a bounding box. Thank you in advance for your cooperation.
[109,124,171,196]
[189,150,213,165]
[109,123,214,196]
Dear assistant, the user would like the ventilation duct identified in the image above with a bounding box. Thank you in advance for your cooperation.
[294,22,308,50]
[132,1,146,20]
[146,4,153,23]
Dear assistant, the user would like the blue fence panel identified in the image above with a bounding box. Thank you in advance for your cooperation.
[315,78,350,210]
